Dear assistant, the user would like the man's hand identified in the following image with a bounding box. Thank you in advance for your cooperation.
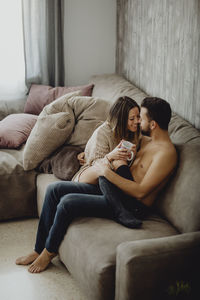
[77,152,85,166]
[93,160,110,177]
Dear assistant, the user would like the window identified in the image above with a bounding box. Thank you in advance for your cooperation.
[0,0,27,100]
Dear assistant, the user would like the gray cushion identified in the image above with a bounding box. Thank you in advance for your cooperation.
[90,74,148,105]
[156,144,200,233]
[0,97,26,121]
[169,112,200,144]
[59,217,178,300]
[0,147,37,220]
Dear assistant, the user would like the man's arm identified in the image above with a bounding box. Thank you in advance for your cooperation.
[97,150,177,201]
[78,161,106,185]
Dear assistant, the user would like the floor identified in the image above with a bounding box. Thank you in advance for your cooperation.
[0,218,87,300]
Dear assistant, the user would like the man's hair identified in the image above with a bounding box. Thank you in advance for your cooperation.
[141,97,171,130]
[108,96,140,143]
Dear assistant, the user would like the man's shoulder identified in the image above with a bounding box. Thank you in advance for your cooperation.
[154,141,177,167]
[161,141,177,156]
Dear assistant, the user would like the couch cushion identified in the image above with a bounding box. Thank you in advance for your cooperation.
[0,97,27,121]
[66,95,110,149]
[156,143,200,233]
[0,113,37,148]
[169,112,200,144]
[37,145,83,181]
[23,91,78,171]
[90,73,148,105]
[24,83,94,115]
[37,173,61,216]
[59,216,178,300]
[0,147,37,220]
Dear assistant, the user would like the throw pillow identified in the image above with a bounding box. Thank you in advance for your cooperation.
[66,96,110,149]
[23,90,80,171]
[37,145,83,180]
[0,113,37,149]
[24,83,94,115]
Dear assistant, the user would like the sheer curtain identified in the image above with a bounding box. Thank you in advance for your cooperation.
[0,0,65,101]
[0,0,27,100]
[22,0,65,88]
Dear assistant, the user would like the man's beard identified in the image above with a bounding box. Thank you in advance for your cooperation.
[141,125,151,136]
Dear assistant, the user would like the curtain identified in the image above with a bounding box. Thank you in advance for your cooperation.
[22,0,65,88]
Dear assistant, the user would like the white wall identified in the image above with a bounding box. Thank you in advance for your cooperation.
[64,0,116,86]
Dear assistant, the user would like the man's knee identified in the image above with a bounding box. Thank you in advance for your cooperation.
[58,194,77,213]
[45,182,59,198]
[44,182,63,207]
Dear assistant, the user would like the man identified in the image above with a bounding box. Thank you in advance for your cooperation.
[16,97,177,273]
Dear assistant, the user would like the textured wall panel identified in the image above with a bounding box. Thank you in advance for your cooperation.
[117,0,200,129]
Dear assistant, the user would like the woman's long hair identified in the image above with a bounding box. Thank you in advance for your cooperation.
[107,96,141,145]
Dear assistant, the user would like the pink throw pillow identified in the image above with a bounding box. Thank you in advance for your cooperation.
[24,83,94,115]
[0,113,38,148]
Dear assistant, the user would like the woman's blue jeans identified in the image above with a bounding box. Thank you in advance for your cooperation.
[35,181,113,254]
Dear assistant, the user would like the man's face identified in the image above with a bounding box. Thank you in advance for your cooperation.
[140,107,151,136]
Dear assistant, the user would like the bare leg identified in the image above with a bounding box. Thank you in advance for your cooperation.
[15,251,39,265]
[28,248,57,273]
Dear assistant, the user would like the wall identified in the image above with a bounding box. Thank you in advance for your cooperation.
[117,0,200,129]
[64,0,116,86]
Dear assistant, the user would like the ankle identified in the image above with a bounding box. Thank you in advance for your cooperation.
[45,248,57,258]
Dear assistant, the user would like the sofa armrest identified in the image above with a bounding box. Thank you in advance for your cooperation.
[0,97,27,121]
[115,232,200,300]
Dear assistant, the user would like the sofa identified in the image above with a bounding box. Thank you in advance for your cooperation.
[0,74,200,300]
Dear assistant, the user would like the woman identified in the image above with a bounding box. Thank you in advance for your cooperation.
[15,96,143,273]
[74,95,141,184]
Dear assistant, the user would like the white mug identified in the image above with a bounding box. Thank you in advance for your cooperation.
[121,140,134,161]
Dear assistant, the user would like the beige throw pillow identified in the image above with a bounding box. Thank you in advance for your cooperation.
[23,91,80,171]
[66,96,110,149]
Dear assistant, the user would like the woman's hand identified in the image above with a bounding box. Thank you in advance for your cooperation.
[77,152,85,166]
[106,140,136,162]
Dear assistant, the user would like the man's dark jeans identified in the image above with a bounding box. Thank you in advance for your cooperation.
[35,166,150,254]
[35,181,113,254]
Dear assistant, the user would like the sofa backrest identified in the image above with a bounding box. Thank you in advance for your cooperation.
[0,97,27,121]
[156,113,200,233]
[169,112,200,145]
[156,142,200,233]
[90,74,147,105]
[91,74,200,234]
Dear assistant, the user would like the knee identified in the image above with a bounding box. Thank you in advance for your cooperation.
[57,194,78,214]
[44,182,61,206]
[45,182,57,198]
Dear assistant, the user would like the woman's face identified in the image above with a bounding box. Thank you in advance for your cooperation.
[127,107,141,132]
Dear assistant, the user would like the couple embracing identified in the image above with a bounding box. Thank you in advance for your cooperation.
[16,95,177,273]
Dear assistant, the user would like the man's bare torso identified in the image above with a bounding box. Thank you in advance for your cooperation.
[130,136,176,206]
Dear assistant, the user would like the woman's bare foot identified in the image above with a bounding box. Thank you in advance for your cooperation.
[28,248,57,273]
[15,251,39,265]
